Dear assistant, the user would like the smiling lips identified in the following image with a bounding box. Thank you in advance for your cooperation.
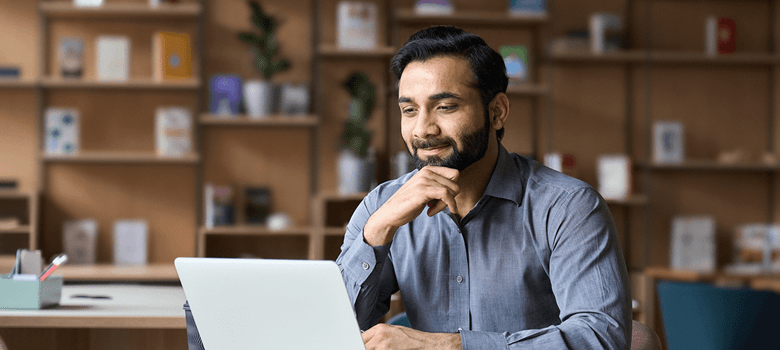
[418,144,450,155]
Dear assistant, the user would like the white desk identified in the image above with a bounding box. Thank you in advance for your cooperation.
[0,284,188,350]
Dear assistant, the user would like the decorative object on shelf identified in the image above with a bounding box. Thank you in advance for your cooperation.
[209,75,242,117]
[414,0,453,15]
[74,0,104,7]
[336,1,378,50]
[278,83,310,115]
[652,121,685,164]
[238,1,291,118]
[58,38,83,79]
[589,13,623,54]
[63,219,98,265]
[760,152,777,165]
[706,16,735,56]
[155,106,193,157]
[548,30,589,54]
[499,45,528,86]
[153,32,192,81]
[729,223,780,273]
[391,150,414,179]
[596,154,632,201]
[0,66,21,79]
[44,108,79,156]
[95,35,130,81]
[338,72,376,194]
[243,186,272,225]
[204,184,234,229]
[112,219,148,266]
[508,0,546,17]
[544,152,577,178]
[670,215,716,272]
[267,212,292,231]
[716,148,745,164]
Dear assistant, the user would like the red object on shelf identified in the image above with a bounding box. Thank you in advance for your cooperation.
[718,18,736,54]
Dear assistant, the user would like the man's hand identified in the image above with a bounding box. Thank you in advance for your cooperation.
[363,166,460,246]
[362,324,462,350]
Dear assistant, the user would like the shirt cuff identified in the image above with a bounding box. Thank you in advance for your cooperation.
[460,330,508,350]
[341,230,391,284]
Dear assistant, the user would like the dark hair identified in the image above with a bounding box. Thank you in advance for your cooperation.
[391,26,508,141]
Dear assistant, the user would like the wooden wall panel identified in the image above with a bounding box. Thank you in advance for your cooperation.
[201,127,312,227]
[0,0,39,80]
[42,164,196,263]
[0,92,38,191]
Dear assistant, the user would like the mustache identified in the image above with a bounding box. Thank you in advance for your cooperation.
[411,137,455,150]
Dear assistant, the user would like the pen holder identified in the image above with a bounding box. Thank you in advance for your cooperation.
[0,275,63,309]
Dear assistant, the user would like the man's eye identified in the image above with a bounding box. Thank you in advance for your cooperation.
[402,107,416,115]
[438,105,456,111]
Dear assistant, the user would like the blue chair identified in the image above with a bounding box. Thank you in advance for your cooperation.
[386,311,411,328]
[657,281,780,350]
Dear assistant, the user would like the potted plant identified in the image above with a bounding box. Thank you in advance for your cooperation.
[238,1,290,118]
[338,72,376,194]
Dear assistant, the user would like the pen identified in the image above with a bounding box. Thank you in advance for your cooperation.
[38,254,68,281]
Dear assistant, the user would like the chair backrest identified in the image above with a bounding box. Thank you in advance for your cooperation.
[657,281,780,350]
[631,320,661,350]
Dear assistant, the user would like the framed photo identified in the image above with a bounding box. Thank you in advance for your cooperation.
[653,121,685,163]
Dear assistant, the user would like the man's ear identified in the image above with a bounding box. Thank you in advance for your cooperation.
[489,92,509,131]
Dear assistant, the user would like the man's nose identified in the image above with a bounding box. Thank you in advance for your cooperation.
[412,109,440,139]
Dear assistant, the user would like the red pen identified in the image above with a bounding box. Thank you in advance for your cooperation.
[39,254,68,281]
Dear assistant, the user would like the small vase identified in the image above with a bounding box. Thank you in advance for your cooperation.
[337,149,372,194]
[243,79,274,118]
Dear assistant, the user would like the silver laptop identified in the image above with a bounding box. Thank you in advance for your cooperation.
[175,257,366,350]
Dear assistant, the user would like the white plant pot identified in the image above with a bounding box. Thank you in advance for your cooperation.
[243,79,274,118]
[337,149,372,195]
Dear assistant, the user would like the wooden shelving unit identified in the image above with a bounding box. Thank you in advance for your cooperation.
[0,190,38,256]
[40,77,201,90]
[639,161,778,172]
[317,44,397,58]
[0,79,38,89]
[38,1,202,18]
[42,151,200,164]
[394,9,548,26]
[200,114,319,127]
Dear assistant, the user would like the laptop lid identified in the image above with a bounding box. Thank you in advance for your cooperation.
[175,257,366,350]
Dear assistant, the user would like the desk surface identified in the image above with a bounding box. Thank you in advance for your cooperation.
[0,284,186,329]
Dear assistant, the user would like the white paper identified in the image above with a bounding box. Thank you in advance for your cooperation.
[597,154,631,200]
[96,36,130,81]
[670,216,716,272]
[155,106,193,156]
[45,108,80,155]
[113,219,148,265]
[653,121,685,163]
[337,2,378,50]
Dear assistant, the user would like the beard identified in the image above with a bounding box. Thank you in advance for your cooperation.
[410,116,490,171]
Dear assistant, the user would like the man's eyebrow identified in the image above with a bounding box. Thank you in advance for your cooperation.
[429,92,462,101]
[398,96,412,103]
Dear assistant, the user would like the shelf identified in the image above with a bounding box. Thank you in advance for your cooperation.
[548,50,645,64]
[315,191,368,202]
[0,79,38,89]
[605,195,648,206]
[57,263,179,282]
[324,227,347,236]
[0,190,32,199]
[42,151,200,164]
[0,225,31,234]
[39,2,202,19]
[648,52,777,66]
[395,9,548,26]
[506,84,548,96]
[40,77,201,90]
[200,114,319,127]
[639,161,778,172]
[200,225,311,236]
[318,44,397,58]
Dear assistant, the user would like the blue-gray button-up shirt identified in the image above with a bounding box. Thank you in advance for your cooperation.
[337,145,631,349]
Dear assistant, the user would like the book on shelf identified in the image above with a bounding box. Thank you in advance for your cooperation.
[44,108,80,155]
[508,0,546,17]
[705,16,736,56]
[153,32,192,81]
[204,184,234,229]
[499,45,529,86]
[732,223,780,272]
[652,121,685,164]
[96,35,130,81]
[589,13,623,54]
[337,1,378,50]
[670,215,716,272]
[155,106,193,157]
[243,186,272,225]
[596,154,632,201]
[63,219,98,265]
[209,75,242,117]
[414,0,454,15]
[74,0,104,7]
[59,38,83,79]
[113,219,148,266]
[0,67,21,79]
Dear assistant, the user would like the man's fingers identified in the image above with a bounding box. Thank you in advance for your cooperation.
[425,166,460,181]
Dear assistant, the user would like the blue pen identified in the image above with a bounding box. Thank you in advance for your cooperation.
[10,249,22,275]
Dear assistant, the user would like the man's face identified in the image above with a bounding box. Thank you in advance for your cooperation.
[398,56,490,171]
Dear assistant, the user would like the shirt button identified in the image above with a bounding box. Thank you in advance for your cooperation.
[456,275,463,283]
[458,327,463,331]
[362,262,370,270]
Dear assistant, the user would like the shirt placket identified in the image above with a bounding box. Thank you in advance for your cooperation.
[445,212,470,332]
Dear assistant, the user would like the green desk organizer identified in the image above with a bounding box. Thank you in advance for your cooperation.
[0,275,63,309]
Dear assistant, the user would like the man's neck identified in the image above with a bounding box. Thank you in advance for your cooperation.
[451,141,499,219]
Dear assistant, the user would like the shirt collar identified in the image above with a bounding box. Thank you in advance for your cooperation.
[482,143,527,206]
